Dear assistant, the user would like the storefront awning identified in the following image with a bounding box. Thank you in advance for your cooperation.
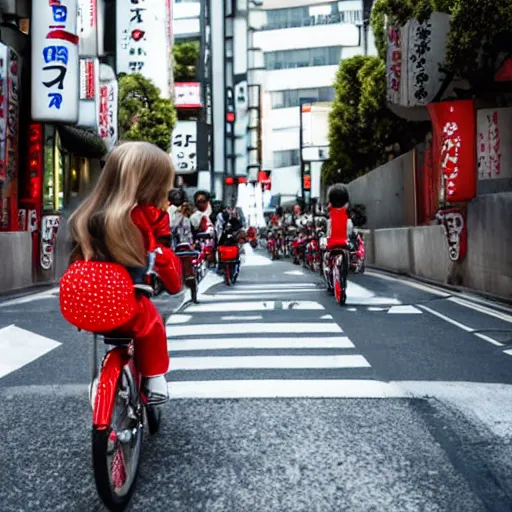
[57,125,107,159]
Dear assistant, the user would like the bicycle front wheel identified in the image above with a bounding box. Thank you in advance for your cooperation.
[92,368,143,512]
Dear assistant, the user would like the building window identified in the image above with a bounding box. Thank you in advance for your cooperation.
[274,149,300,168]
[263,3,344,30]
[271,87,334,109]
[265,47,341,70]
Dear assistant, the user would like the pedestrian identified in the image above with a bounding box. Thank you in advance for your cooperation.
[59,141,183,405]
[168,189,193,247]
[326,183,351,248]
[190,190,214,234]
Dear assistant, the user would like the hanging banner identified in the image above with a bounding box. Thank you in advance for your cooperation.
[31,0,80,123]
[0,43,8,183]
[428,100,477,203]
[436,208,467,262]
[387,13,451,107]
[78,0,98,56]
[171,121,197,174]
[99,80,118,151]
[477,107,512,180]
[77,57,100,128]
[116,0,170,98]
[0,47,20,231]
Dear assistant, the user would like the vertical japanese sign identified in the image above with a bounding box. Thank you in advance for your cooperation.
[77,57,100,127]
[428,100,477,203]
[116,0,170,98]
[386,25,404,105]
[0,43,8,184]
[78,0,97,55]
[99,80,118,150]
[172,121,197,174]
[477,108,512,180]
[31,0,80,123]
[0,48,20,231]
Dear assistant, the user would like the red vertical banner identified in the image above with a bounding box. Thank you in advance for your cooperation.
[428,99,477,203]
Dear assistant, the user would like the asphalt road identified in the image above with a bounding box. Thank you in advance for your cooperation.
[1,247,512,511]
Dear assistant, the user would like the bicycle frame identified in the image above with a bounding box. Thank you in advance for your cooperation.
[92,335,141,430]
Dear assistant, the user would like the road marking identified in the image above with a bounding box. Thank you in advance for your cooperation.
[221,315,263,321]
[168,379,405,399]
[234,283,317,289]
[320,314,333,320]
[284,270,305,276]
[504,349,512,356]
[186,300,325,312]
[418,305,504,347]
[449,297,512,325]
[366,272,450,297]
[167,314,193,324]
[0,325,61,378]
[167,322,343,337]
[170,354,370,371]
[388,305,422,314]
[214,288,320,295]
[168,336,354,352]
[474,333,505,347]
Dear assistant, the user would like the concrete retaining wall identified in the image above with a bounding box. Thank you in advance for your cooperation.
[367,193,512,300]
[347,151,415,229]
[0,232,33,293]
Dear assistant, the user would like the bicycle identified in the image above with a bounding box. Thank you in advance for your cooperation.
[89,254,165,511]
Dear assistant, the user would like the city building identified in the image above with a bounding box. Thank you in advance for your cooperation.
[251,0,377,205]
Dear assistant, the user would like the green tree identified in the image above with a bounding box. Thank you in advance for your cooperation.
[173,40,200,82]
[324,55,427,184]
[118,73,177,152]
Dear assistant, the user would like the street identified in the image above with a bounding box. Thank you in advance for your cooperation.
[1,248,512,511]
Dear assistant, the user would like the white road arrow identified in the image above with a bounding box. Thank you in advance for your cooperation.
[0,325,61,378]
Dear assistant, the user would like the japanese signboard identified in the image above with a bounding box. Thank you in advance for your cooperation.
[174,82,201,109]
[172,121,197,174]
[387,13,450,107]
[31,0,80,123]
[477,107,512,181]
[428,100,477,203]
[0,47,20,231]
[0,43,8,183]
[77,57,99,128]
[436,208,467,262]
[116,0,170,98]
[99,65,118,151]
[78,0,97,56]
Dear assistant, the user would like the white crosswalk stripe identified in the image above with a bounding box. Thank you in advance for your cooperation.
[165,280,383,399]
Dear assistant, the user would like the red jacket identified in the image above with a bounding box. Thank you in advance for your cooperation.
[131,205,182,295]
[327,206,348,249]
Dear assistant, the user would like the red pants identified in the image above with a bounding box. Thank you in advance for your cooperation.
[117,296,169,377]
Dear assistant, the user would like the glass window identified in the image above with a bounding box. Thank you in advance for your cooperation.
[42,126,64,212]
[271,87,334,109]
[264,47,341,70]
[263,3,343,30]
[273,149,300,168]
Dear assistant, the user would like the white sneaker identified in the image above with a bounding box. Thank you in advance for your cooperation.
[142,376,169,405]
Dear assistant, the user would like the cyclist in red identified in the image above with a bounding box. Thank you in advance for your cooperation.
[326,183,351,249]
[59,142,182,405]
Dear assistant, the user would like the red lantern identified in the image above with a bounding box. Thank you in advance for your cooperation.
[238,177,247,184]
[225,176,234,185]
[428,100,476,203]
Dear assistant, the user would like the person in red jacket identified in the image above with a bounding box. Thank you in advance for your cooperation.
[60,142,182,405]
[326,183,351,249]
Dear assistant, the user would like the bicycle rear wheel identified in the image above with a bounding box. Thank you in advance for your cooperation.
[92,368,143,512]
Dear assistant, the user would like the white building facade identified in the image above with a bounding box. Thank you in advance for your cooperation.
[251,0,377,204]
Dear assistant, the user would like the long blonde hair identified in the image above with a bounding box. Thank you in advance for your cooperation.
[69,141,174,267]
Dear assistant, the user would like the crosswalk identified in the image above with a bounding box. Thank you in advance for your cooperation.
[165,280,405,399]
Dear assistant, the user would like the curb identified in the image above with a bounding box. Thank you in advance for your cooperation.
[367,264,512,309]
[0,282,58,303]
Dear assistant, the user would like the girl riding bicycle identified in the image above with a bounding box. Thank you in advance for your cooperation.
[60,142,182,405]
